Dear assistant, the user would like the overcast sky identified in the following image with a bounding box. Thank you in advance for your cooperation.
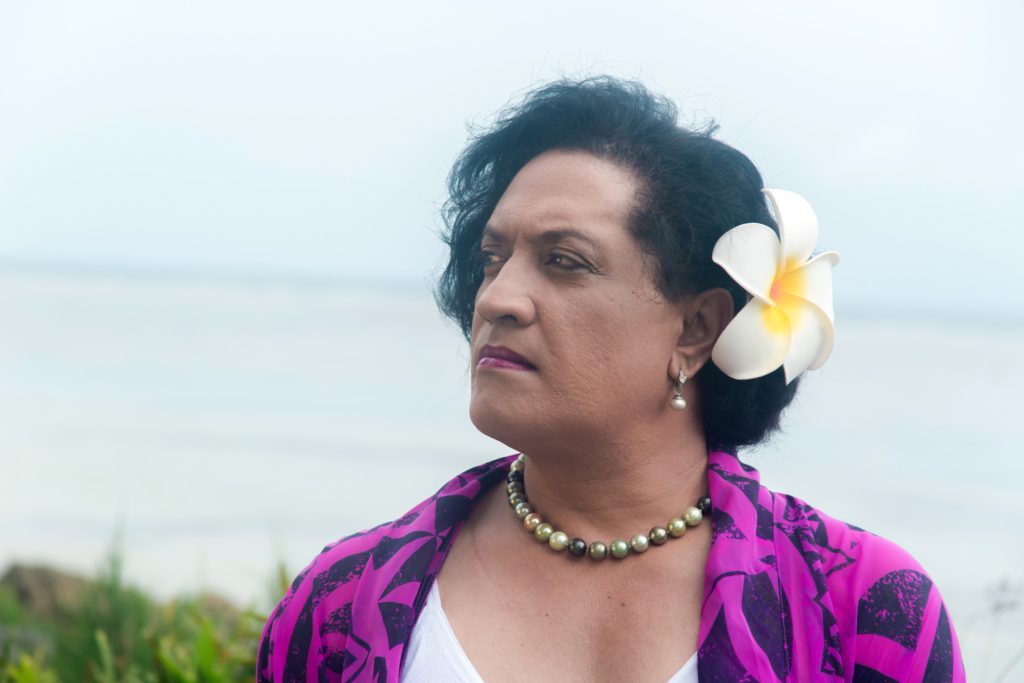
[1,1,1021,320]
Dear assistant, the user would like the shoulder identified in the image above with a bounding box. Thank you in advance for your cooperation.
[771,491,918,581]
[779,493,937,612]
[771,491,964,680]
[256,454,515,682]
[254,515,403,682]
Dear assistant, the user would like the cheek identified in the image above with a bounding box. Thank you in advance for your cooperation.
[550,296,671,385]
[468,313,484,376]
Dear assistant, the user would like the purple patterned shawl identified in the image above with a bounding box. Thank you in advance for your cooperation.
[257,450,965,682]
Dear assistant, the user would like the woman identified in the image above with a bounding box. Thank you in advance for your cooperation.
[257,77,965,682]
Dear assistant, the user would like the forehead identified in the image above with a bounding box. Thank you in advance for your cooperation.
[485,149,638,239]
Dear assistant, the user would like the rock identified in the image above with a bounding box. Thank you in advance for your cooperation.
[0,564,89,620]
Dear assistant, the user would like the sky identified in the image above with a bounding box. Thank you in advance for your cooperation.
[1,1,1021,321]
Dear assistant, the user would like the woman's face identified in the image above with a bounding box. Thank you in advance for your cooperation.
[469,149,688,450]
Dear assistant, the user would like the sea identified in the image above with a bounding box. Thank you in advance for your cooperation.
[1,264,1021,678]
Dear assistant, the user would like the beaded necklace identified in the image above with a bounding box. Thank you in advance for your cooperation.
[507,454,711,560]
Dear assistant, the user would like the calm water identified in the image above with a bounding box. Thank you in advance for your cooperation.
[1,266,1021,677]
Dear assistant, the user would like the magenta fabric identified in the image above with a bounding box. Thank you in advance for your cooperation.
[257,451,965,682]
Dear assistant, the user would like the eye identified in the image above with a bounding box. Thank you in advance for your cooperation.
[547,252,589,271]
[476,247,502,269]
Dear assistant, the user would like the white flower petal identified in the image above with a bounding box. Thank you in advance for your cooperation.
[788,250,840,321]
[711,223,780,305]
[711,298,791,381]
[764,189,818,266]
[781,298,835,384]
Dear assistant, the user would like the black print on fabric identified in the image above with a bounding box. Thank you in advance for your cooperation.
[380,539,437,599]
[741,572,792,680]
[433,494,472,533]
[284,550,371,682]
[697,607,760,683]
[392,509,422,528]
[289,564,314,594]
[339,632,371,683]
[776,496,843,677]
[378,601,414,649]
[856,569,933,650]
[322,649,346,675]
[705,570,750,601]
[321,603,353,635]
[711,465,760,506]
[371,531,432,570]
[852,663,901,683]
[713,509,748,541]
[756,505,775,542]
[709,464,775,540]
[923,605,954,683]
[257,626,274,683]
[284,552,372,679]
[801,506,856,578]
[372,655,388,682]
[466,462,496,476]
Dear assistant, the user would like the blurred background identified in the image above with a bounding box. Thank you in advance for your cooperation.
[1,1,1021,680]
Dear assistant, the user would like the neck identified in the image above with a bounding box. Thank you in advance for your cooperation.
[515,420,710,542]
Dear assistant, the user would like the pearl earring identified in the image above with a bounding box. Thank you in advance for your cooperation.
[670,371,687,410]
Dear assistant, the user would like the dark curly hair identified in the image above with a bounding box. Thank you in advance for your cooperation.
[435,76,799,452]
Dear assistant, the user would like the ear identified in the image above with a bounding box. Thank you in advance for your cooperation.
[669,288,734,379]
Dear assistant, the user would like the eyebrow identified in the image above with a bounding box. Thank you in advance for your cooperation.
[481,225,602,251]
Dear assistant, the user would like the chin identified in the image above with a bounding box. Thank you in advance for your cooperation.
[469,394,543,451]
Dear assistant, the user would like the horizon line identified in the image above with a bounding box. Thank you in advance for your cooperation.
[1,256,1020,332]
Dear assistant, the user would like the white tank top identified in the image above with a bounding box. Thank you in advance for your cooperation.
[401,579,698,683]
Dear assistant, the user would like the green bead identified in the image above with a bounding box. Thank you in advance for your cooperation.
[548,531,569,551]
[649,527,669,545]
[683,506,703,527]
[534,523,554,542]
[507,481,524,495]
[629,534,650,553]
[510,457,525,472]
[514,502,533,519]
[667,517,687,537]
[508,491,526,507]
[588,541,608,560]
[609,539,630,559]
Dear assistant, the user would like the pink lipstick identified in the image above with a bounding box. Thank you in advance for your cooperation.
[478,344,536,371]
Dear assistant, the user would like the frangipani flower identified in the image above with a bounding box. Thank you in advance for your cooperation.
[710,189,840,385]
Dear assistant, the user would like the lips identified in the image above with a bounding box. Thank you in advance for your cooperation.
[478,344,536,371]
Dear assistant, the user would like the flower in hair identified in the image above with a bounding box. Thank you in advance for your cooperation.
[710,189,840,385]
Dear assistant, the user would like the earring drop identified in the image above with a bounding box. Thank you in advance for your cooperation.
[670,371,687,410]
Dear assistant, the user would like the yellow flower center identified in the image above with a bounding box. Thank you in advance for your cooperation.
[773,259,807,300]
[761,262,807,334]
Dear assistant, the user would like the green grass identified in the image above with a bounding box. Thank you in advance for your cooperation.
[0,546,285,683]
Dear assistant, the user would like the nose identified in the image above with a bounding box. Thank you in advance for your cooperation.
[474,255,537,327]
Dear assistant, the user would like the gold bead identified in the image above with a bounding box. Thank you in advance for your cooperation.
[588,541,608,560]
[534,523,554,542]
[610,539,630,559]
[629,534,650,553]
[683,506,703,527]
[548,531,569,551]
[667,517,687,537]
[523,513,543,531]
[514,502,533,519]
[649,527,669,545]
[510,458,525,472]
